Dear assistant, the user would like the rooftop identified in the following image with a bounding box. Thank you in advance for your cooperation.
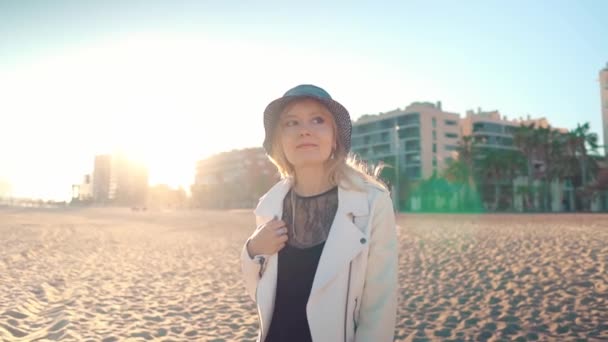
[354,101,457,124]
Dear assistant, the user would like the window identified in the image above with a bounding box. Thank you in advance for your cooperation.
[474,135,488,144]
[398,127,420,139]
[445,120,458,126]
[432,130,436,140]
[406,153,421,163]
[398,113,420,126]
[380,118,395,129]
[432,117,437,128]
[405,140,421,151]
[353,148,368,156]
[372,144,390,155]
[432,143,437,153]
[432,157,437,167]
[380,132,390,143]
[473,122,502,134]
[445,132,458,139]
[445,145,458,151]
[406,166,421,179]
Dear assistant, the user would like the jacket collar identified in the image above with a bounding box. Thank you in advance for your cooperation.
[253,177,369,219]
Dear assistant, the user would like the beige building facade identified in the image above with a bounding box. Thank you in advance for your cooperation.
[460,109,563,151]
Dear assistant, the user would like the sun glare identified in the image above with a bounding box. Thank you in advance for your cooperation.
[1,31,391,200]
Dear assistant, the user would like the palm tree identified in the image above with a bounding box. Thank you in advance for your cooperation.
[535,126,552,211]
[443,158,467,209]
[513,123,541,211]
[543,129,573,211]
[443,135,481,211]
[566,123,600,210]
[570,123,599,185]
[477,148,526,211]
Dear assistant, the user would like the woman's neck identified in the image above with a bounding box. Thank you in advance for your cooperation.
[293,165,333,197]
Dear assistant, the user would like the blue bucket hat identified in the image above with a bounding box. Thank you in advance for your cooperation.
[262,84,352,155]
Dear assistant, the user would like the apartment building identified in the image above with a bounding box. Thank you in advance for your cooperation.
[461,109,560,150]
[91,154,148,205]
[351,102,460,180]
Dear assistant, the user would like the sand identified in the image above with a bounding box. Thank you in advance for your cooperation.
[0,208,606,341]
[395,214,607,342]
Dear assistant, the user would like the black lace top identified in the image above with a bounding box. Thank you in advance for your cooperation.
[265,186,339,342]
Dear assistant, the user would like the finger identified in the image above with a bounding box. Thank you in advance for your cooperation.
[271,220,286,228]
[275,227,288,236]
[276,242,286,251]
[278,234,288,243]
[264,220,286,230]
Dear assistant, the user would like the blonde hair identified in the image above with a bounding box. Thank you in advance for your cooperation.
[267,99,387,192]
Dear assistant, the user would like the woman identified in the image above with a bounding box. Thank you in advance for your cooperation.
[241,84,398,342]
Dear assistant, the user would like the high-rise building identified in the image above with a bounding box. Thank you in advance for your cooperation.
[600,62,608,155]
[351,101,460,180]
[460,109,567,179]
[93,155,112,202]
[92,154,148,205]
[109,153,148,205]
[461,109,517,149]
[460,109,561,150]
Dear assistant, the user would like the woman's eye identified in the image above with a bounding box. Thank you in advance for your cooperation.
[284,120,298,127]
[312,116,325,124]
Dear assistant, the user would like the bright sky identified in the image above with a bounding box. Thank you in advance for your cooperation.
[1,1,607,201]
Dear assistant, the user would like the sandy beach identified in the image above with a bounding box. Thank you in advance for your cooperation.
[0,208,606,341]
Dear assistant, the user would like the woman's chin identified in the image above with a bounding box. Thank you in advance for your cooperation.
[290,157,330,169]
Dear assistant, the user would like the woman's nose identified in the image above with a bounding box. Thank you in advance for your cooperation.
[297,123,312,136]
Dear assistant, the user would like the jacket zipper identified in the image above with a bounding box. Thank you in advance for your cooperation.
[344,213,357,342]
[256,256,266,341]
[344,260,352,342]
[353,297,359,332]
[255,285,262,341]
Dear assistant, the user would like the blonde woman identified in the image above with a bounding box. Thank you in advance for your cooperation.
[241,85,398,342]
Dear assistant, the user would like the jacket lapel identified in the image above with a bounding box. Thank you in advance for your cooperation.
[309,185,369,297]
[253,178,292,219]
[252,178,291,337]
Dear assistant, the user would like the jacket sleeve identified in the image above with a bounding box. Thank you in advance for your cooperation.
[240,216,270,302]
[355,191,399,342]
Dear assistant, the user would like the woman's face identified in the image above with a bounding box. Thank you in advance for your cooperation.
[278,99,336,169]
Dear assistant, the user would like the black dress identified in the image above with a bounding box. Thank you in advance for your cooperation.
[265,186,339,342]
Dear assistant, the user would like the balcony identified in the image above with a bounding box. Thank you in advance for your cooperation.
[398,127,420,139]
[397,113,420,126]
[404,140,421,152]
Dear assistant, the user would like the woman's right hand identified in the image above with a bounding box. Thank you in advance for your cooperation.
[247,217,289,258]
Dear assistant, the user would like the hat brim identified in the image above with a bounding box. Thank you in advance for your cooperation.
[263,95,352,155]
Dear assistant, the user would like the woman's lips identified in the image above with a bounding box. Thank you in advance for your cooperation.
[296,143,318,149]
